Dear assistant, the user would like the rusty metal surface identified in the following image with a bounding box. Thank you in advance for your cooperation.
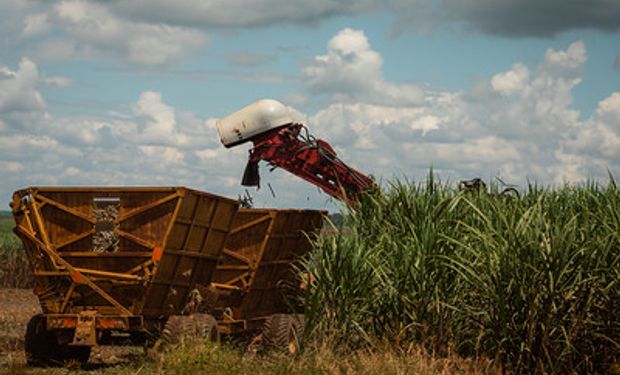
[11,187,238,320]
[72,310,97,345]
[212,208,325,322]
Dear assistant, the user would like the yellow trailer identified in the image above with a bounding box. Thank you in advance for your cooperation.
[11,186,238,365]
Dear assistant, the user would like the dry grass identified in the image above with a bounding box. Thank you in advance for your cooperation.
[0,289,40,354]
[2,341,498,375]
[0,286,496,375]
[155,340,500,375]
[0,286,495,375]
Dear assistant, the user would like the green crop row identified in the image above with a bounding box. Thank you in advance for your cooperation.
[300,175,620,374]
[0,215,33,288]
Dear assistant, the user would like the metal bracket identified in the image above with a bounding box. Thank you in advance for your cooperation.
[72,310,97,346]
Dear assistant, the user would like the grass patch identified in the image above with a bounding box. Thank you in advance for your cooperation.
[0,213,33,288]
[155,340,497,375]
[301,176,620,374]
[3,340,499,375]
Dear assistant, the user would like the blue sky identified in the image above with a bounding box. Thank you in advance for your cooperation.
[1,1,619,210]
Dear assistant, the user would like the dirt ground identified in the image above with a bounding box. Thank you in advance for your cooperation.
[0,289,143,374]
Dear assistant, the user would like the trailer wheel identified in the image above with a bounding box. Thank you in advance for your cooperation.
[262,314,305,355]
[158,314,219,349]
[25,315,91,366]
[25,314,58,366]
[193,313,220,343]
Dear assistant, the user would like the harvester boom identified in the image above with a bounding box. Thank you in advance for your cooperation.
[241,123,374,204]
[216,99,374,205]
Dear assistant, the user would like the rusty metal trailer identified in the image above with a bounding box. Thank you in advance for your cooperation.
[11,187,238,365]
[209,208,325,351]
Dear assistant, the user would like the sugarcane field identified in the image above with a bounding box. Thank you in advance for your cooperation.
[0,176,618,374]
[1,3,620,374]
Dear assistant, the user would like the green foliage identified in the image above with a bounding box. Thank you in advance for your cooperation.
[0,211,15,232]
[301,174,620,374]
[0,214,32,288]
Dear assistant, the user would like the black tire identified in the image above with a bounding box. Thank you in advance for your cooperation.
[193,313,220,343]
[262,314,305,355]
[25,314,59,366]
[158,314,220,350]
[25,314,91,367]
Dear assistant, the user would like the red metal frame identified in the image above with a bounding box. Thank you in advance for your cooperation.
[243,124,374,204]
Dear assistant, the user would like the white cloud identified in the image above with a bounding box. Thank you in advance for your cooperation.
[195,149,218,160]
[410,115,440,135]
[3,0,619,71]
[131,91,185,145]
[53,0,208,64]
[1,34,618,211]
[0,161,24,173]
[564,92,620,162]
[491,63,529,96]
[302,28,424,106]
[139,145,185,164]
[0,81,306,209]
[303,34,619,188]
[0,58,73,143]
[22,13,51,37]
[595,92,620,124]
[30,38,89,62]
[0,57,46,113]
[0,134,80,159]
[542,40,586,78]
[64,166,80,176]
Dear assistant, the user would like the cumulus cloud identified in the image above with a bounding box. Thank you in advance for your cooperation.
[0,66,307,208]
[304,35,619,187]
[542,40,586,77]
[0,57,46,113]
[566,93,620,161]
[130,91,188,145]
[491,63,530,96]
[0,58,74,139]
[0,89,246,206]
[302,28,424,106]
